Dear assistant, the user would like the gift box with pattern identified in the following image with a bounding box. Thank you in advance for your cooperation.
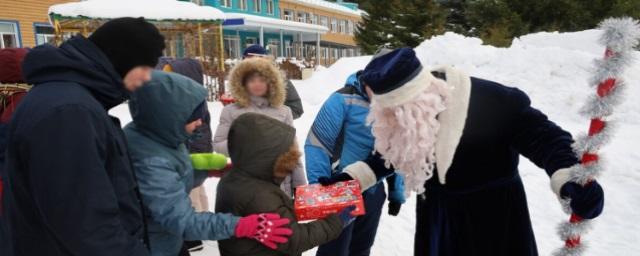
[294,180,366,221]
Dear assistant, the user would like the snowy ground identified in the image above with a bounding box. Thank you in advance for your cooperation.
[110,29,640,256]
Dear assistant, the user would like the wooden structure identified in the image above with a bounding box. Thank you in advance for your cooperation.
[48,1,229,99]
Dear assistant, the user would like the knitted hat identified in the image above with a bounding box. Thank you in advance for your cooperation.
[243,44,268,58]
[360,47,426,106]
[89,17,165,78]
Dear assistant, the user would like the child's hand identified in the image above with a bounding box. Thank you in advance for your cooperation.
[235,213,293,249]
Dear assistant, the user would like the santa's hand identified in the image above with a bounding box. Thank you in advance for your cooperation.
[560,181,604,219]
[342,152,396,191]
[318,173,353,186]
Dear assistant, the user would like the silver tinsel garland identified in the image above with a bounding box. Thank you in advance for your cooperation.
[553,17,640,256]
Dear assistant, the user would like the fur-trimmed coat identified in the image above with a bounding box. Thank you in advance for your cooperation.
[415,67,578,256]
[345,66,579,256]
[213,58,307,197]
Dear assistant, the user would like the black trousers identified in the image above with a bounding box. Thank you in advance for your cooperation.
[316,183,387,256]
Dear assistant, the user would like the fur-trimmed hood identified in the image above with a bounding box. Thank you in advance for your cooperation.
[229,57,285,108]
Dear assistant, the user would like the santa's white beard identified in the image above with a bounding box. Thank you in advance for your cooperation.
[367,79,450,195]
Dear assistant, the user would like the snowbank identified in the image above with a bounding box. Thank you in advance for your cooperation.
[49,0,225,21]
[111,29,640,256]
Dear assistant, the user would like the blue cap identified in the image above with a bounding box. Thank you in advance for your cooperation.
[360,47,422,95]
[243,44,267,58]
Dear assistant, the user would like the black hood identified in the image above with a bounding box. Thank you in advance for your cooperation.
[22,36,128,109]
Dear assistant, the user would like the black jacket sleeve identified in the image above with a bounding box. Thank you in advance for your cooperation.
[26,105,148,256]
[284,80,304,120]
[509,88,579,176]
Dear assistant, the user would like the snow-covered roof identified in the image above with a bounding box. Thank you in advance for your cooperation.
[290,0,363,16]
[49,0,225,22]
[224,13,328,34]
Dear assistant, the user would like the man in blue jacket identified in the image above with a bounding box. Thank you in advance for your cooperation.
[2,18,164,256]
[305,50,406,256]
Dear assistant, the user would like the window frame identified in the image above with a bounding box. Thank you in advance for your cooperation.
[33,22,55,46]
[0,20,21,48]
[347,20,354,35]
[320,16,329,29]
[239,0,248,10]
[220,0,232,8]
[267,0,275,15]
[253,0,262,13]
[297,11,307,23]
[330,18,337,33]
[283,9,294,21]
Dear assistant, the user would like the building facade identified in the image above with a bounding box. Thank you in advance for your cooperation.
[0,0,77,48]
[197,0,361,66]
[279,0,361,65]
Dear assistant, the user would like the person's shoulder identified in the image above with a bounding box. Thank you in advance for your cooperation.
[13,84,104,130]
[471,77,529,101]
[24,82,104,114]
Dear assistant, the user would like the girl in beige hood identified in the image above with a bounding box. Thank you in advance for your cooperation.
[214,57,307,197]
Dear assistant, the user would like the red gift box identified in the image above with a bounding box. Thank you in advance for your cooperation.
[294,180,366,221]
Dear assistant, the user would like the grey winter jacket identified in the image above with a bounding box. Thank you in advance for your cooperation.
[215,113,344,256]
[125,71,239,256]
[214,57,307,197]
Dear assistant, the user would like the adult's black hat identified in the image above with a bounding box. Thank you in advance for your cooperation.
[89,17,165,78]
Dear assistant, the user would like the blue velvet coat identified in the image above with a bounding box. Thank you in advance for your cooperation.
[413,68,578,256]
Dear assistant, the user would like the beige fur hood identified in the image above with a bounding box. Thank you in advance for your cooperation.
[229,57,285,108]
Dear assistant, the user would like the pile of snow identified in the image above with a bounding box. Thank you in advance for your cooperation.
[49,0,225,21]
[111,29,640,255]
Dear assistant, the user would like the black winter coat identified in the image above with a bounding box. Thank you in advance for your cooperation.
[284,80,304,120]
[414,70,578,256]
[1,36,149,256]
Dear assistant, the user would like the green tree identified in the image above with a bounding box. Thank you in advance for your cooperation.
[355,0,446,54]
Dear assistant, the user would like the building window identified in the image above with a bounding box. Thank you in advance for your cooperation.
[220,0,232,8]
[253,0,262,13]
[267,39,279,57]
[320,16,328,29]
[347,20,354,35]
[339,20,346,34]
[224,36,241,59]
[309,13,318,24]
[34,24,55,45]
[0,21,20,48]
[330,18,337,33]
[267,0,275,15]
[283,9,294,21]
[239,0,248,10]
[297,12,307,23]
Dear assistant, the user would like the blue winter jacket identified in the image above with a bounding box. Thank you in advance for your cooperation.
[124,71,239,256]
[305,73,405,203]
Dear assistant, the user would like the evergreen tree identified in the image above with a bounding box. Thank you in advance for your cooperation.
[440,0,471,34]
[355,0,446,54]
